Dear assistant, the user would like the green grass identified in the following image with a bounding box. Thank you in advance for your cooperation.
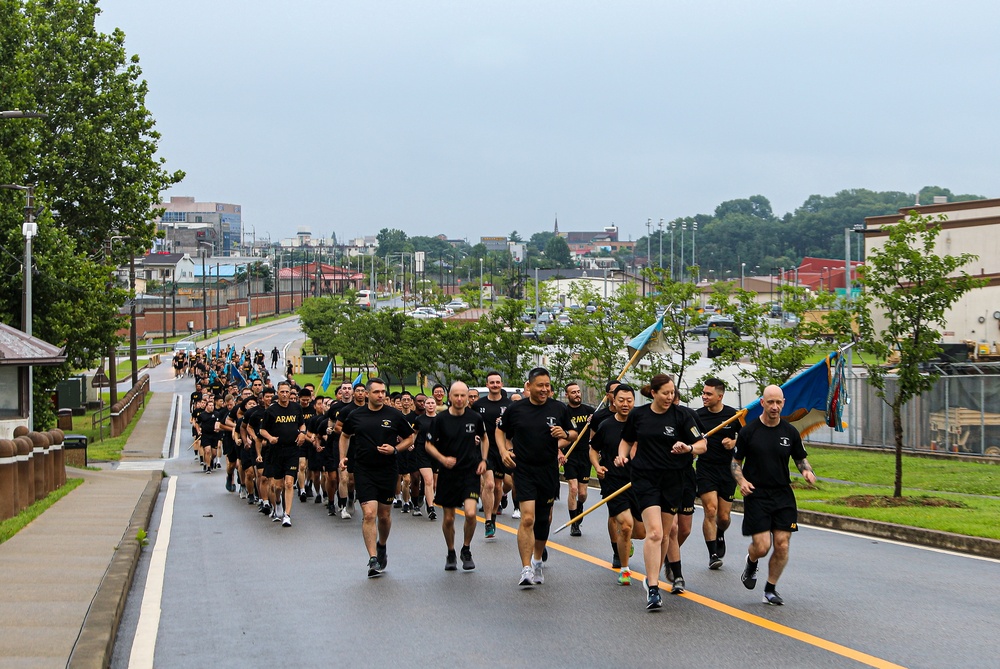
[0,478,84,544]
[71,391,152,460]
[806,445,1000,496]
[788,482,1000,540]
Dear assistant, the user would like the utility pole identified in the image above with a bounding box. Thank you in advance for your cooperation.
[658,218,663,270]
[129,252,138,387]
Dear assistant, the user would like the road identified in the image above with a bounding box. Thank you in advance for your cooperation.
[112,321,1000,669]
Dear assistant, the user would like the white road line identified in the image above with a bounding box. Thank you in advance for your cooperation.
[128,475,177,669]
[171,394,182,460]
[160,394,178,459]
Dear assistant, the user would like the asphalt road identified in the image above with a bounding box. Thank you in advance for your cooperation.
[112,321,1000,669]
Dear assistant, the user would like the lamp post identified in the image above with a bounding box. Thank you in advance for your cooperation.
[679,221,686,282]
[657,218,664,270]
[669,219,675,281]
[645,218,652,270]
[0,184,37,429]
[741,262,746,289]
[479,257,484,308]
[198,241,213,338]
[691,221,698,283]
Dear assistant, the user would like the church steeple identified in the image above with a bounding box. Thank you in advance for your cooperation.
[554,214,559,236]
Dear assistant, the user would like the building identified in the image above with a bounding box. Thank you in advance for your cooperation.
[0,322,66,437]
[480,236,508,252]
[155,196,242,256]
[864,197,1000,344]
[788,257,862,295]
[558,225,620,253]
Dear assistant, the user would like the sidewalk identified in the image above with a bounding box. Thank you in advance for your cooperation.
[0,393,173,667]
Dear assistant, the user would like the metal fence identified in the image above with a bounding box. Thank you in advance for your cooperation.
[732,372,1000,457]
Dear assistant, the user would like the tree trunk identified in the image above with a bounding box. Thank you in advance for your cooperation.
[892,400,904,498]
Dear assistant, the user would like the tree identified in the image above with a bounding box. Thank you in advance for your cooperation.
[375,228,410,258]
[855,212,985,497]
[544,235,573,268]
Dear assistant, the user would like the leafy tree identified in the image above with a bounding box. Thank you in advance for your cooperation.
[478,299,538,383]
[544,235,573,268]
[917,186,984,205]
[375,227,410,258]
[855,212,985,497]
[508,230,523,243]
[529,230,555,254]
[297,294,359,377]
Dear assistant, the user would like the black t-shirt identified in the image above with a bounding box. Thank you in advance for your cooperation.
[429,409,487,471]
[472,396,513,456]
[261,401,305,451]
[591,404,615,432]
[300,401,316,426]
[565,402,595,465]
[189,391,203,411]
[695,405,742,468]
[245,404,265,440]
[497,398,573,468]
[591,415,630,484]
[219,406,236,447]
[733,418,807,489]
[341,404,415,470]
[413,413,434,452]
[621,403,702,472]
[198,408,219,444]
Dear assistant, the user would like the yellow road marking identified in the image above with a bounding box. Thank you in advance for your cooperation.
[463,510,906,669]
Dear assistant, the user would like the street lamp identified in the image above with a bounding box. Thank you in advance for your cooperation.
[0,184,37,429]
[669,219,675,281]
[679,221,686,282]
[645,218,652,270]
[691,221,698,283]
[479,257,484,308]
[741,262,746,289]
[198,241,213,339]
[657,218,664,270]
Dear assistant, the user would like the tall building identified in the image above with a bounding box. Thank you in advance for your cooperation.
[154,196,243,256]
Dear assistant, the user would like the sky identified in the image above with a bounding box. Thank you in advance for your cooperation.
[95,1,1000,245]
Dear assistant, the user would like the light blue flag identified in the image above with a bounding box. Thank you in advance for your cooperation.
[352,371,363,387]
[321,360,333,392]
[627,312,671,357]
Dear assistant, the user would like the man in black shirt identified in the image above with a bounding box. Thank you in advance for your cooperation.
[733,385,816,606]
[426,382,487,571]
[271,346,279,369]
[325,382,356,518]
[563,383,594,537]
[695,378,742,570]
[496,367,574,588]
[472,371,512,539]
[259,381,306,527]
[339,378,414,578]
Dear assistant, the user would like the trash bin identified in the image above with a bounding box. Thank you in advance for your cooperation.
[63,434,88,468]
[57,408,73,431]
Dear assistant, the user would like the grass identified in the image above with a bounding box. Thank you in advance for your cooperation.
[70,391,152,460]
[0,478,84,544]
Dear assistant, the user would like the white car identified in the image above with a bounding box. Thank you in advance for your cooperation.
[407,307,439,319]
[445,299,469,310]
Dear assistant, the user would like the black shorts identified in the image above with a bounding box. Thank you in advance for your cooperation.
[346,443,356,473]
[240,448,257,472]
[562,457,591,483]
[742,486,799,536]
[396,449,413,476]
[435,468,481,509]
[273,449,299,480]
[679,466,697,516]
[321,446,340,473]
[410,447,432,472]
[307,446,324,473]
[225,441,239,463]
[511,464,559,505]
[354,467,397,505]
[486,447,508,477]
[697,462,736,503]
[631,468,687,515]
[601,475,642,518]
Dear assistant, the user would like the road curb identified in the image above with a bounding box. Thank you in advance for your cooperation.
[729,500,1000,560]
[68,471,163,669]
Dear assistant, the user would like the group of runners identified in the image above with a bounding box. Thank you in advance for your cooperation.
[184,347,816,610]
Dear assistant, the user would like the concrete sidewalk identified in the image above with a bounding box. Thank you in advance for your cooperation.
[0,392,173,667]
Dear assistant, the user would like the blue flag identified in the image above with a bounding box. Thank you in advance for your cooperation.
[230,364,248,390]
[627,312,671,357]
[744,352,841,437]
[321,360,333,392]
[352,371,363,387]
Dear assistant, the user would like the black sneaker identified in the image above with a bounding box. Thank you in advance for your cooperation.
[299,490,307,504]
[428,508,437,521]
[460,547,476,571]
[367,556,384,578]
[484,519,496,540]
[763,590,784,606]
[671,577,686,594]
[402,502,411,514]
[741,555,758,590]
[500,494,508,510]
[376,544,388,571]
[445,550,458,571]
[569,522,582,537]
[393,498,402,509]
[709,554,723,570]
[716,534,727,558]
[315,493,323,504]
[612,552,622,570]
[646,584,662,610]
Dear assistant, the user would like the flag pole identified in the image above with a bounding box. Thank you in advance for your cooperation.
[553,408,747,534]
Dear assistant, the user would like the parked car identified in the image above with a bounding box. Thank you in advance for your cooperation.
[407,307,439,319]
[445,299,469,311]
[685,323,709,336]
[556,313,572,326]
[537,312,553,325]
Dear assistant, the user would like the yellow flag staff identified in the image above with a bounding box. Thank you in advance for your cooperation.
[553,408,747,534]
[562,312,672,461]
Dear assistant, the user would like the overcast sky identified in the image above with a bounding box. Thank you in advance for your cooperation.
[95,1,1000,244]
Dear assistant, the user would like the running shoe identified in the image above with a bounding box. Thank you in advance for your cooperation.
[709,554,723,570]
[367,556,384,578]
[741,555,758,590]
[412,506,422,517]
[484,520,496,540]
[618,568,632,586]
[530,558,544,584]
[402,502,410,514]
[428,508,437,521]
[500,494,508,510]
[315,493,323,504]
[239,486,247,499]
[393,498,402,509]
[671,577,686,594]
[763,590,784,606]
[340,505,352,520]
[518,566,534,588]
[376,544,388,570]
[445,550,458,571]
[282,514,291,528]
[299,490,307,504]
[460,547,476,571]
[645,584,662,610]
[248,495,257,505]
[716,534,727,558]
[512,508,521,519]
[272,511,282,522]
[328,504,337,516]
[569,522,582,537]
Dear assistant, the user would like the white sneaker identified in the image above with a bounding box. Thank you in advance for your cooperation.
[282,514,291,527]
[512,508,521,519]
[340,506,352,520]
[530,558,544,584]
[518,566,534,587]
